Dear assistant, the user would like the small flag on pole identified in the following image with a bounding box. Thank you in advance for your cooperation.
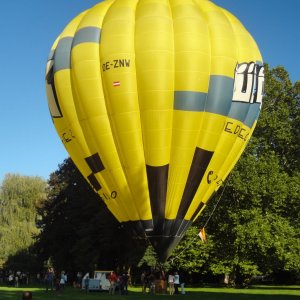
[198,228,207,243]
[113,81,120,87]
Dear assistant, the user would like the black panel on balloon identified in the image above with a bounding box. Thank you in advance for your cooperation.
[177,148,214,219]
[85,153,105,173]
[146,165,169,235]
[87,173,101,191]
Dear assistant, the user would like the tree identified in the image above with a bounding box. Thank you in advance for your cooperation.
[35,158,147,274]
[254,65,300,173]
[0,174,46,268]
[169,65,300,284]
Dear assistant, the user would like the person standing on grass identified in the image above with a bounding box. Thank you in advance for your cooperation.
[148,272,156,294]
[84,273,90,293]
[15,274,19,288]
[108,271,117,295]
[174,272,180,294]
[123,273,129,295]
[168,272,175,295]
[8,273,14,286]
[141,271,146,293]
[76,271,82,288]
[45,267,54,291]
[59,271,67,290]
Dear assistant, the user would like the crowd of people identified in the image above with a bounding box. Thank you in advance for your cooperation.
[141,270,185,295]
[168,271,183,295]
[1,267,186,297]
[44,267,68,292]
[0,270,29,287]
[107,271,129,295]
[0,268,69,292]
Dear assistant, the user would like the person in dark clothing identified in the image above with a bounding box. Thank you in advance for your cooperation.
[45,268,54,291]
[141,271,146,293]
[84,274,90,293]
[174,272,180,294]
[148,272,156,294]
[122,273,129,294]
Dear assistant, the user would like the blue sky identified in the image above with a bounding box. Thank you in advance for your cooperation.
[0,0,299,183]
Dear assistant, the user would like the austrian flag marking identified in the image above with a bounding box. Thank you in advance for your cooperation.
[113,81,120,87]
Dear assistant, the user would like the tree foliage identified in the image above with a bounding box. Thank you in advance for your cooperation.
[35,158,147,273]
[0,174,46,268]
[169,226,213,273]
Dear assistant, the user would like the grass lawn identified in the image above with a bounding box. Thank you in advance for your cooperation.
[1,285,300,300]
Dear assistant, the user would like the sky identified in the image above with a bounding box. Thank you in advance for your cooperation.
[0,0,299,183]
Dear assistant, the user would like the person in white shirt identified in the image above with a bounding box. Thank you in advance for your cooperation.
[168,273,175,295]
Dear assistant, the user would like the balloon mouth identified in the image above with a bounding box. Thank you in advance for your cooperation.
[123,219,192,262]
[147,235,183,262]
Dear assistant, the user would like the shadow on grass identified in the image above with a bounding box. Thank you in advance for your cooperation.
[0,290,16,300]
[249,285,300,291]
[183,291,300,300]
[0,286,299,300]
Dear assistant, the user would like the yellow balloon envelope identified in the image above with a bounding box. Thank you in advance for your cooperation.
[45,0,264,261]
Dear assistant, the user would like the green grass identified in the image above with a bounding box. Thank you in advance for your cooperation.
[1,285,300,300]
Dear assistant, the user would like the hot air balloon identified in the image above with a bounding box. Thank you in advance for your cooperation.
[45,0,264,262]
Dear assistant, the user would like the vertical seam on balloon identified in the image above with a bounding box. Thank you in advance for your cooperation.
[101,0,124,166]
[53,12,115,219]
[123,0,153,230]
[134,1,149,174]
[196,0,211,113]
[100,0,148,226]
[164,0,176,244]
[95,0,133,223]
[142,0,174,234]
[133,1,155,230]
[132,0,151,227]
[175,0,212,222]
[69,10,105,198]
[165,0,181,223]
[185,2,225,221]
[101,0,141,223]
[134,0,146,169]
[182,1,237,221]
[73,0,134,223]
